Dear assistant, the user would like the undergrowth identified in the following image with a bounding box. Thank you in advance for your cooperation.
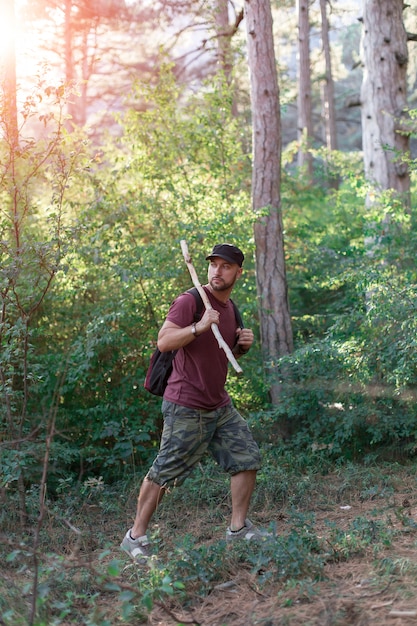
[2,453,417,625]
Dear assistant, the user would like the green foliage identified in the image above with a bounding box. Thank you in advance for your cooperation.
[282,155,366,329]
[1,449,413,624]
[156,519,325,588]
[0,507,395,625]
[325,514,395,561]
[0,78,91,514]
[3,58,417,510]
[4,16,417,626]
[253,146,417,460]
[37,66,259,481]
[1,65,261,496]
[261,256,417,459]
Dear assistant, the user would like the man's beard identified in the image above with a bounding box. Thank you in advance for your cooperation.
[209,276,237,292]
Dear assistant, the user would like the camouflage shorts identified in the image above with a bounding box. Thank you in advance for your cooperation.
[146,400,261,488]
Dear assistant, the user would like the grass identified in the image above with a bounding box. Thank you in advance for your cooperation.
[2,451,417,625]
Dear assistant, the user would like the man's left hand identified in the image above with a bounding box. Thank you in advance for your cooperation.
[234,328,254,355]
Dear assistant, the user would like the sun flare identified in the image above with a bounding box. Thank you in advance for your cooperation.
[0,0,17,61]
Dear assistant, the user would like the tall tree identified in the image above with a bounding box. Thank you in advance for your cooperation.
[214,0,233,83]
[213,0,243,115]
[296,0,313,177]
[320,0,337,152]
[360,0,410,207]
[244,0,293,406]
[0,0,18,147]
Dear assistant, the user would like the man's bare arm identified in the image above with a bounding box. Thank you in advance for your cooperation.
[157,309,220,352]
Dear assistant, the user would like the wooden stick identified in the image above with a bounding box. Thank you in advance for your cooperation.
[180,240,243,374]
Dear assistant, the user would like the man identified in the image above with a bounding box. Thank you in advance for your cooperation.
[121,243,265,561]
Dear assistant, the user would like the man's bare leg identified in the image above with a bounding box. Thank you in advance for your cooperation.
[130,477,166,538]
[229,469,257,531]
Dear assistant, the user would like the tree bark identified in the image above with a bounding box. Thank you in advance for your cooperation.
[1,0,18,147]
[214,0,233,83]
[296,0,313,177]
[64,0,77,129]
[360,0,410,204]
[244,0,293,406]
[320,0,337,152]
[213,0,243,116]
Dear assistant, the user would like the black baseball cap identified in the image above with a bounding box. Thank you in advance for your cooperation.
[206,243,244,267]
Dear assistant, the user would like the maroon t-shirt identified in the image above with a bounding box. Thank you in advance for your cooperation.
[163,286,238,410]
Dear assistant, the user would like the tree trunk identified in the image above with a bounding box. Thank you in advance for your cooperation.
[244,0,293,406]
[213,0,242,116]
[360,0,410,205]
[296,0,313,177]
[64,0,76,129]
[1,0,18,147]
[320,0,337,152]
[214,0,233,83]
[79,28,90,127]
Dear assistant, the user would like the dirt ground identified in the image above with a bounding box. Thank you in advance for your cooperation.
[3,469,417,626]
[143,487,417,626]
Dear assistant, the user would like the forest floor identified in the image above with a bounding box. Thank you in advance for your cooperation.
[3,463,417,625]
[139,484,417,626]
[112,464,417,626]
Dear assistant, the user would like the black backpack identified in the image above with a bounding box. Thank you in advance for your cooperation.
[144,287,243,396]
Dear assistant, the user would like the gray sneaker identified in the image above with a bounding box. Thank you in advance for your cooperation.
[120,530,152,562]
[226,518,272,542]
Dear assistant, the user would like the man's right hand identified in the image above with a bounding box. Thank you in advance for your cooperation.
[196,309,220,335]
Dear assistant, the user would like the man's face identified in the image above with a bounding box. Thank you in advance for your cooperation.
[207,258,242,292]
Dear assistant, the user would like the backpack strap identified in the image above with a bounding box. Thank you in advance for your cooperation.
[186,287,205,322]
[230,298,244,329]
